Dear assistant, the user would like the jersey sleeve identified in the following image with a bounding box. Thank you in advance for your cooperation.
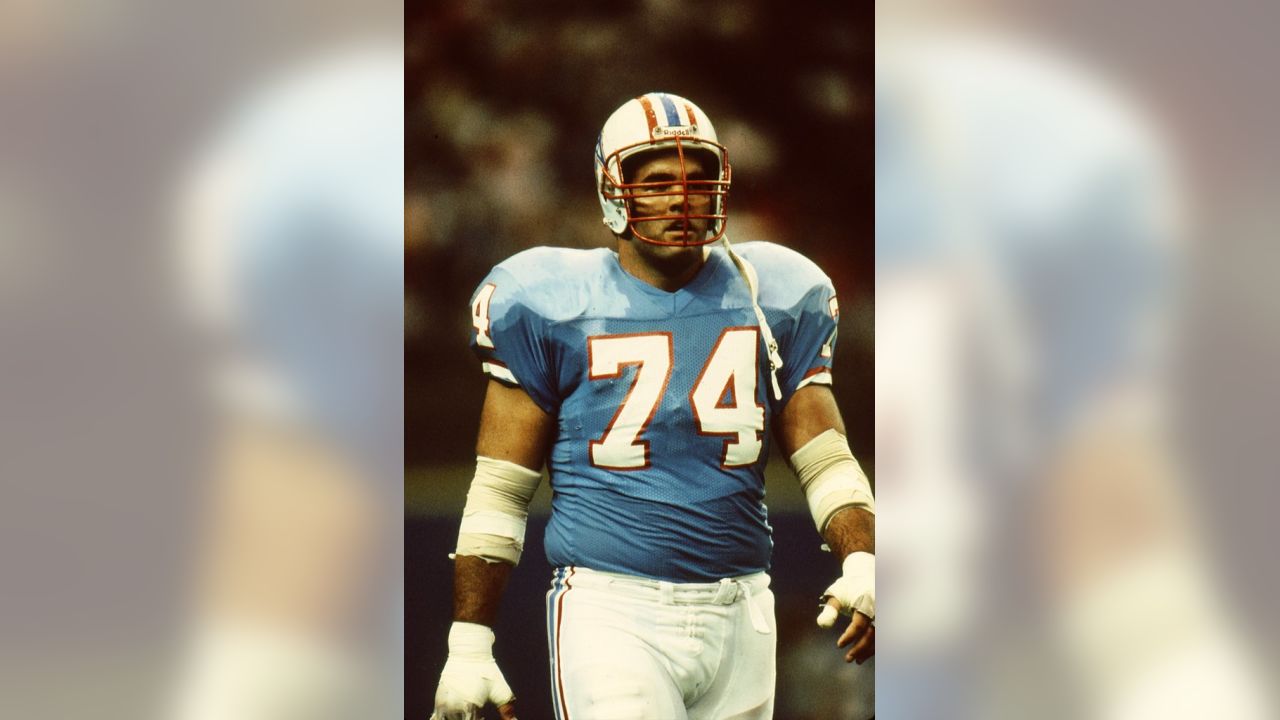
[777,280,840,402]
[468,268,561,414]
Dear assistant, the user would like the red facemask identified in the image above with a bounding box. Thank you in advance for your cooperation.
[599,137,731,246]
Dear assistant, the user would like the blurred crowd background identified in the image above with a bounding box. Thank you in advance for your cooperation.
[405,2,874,718]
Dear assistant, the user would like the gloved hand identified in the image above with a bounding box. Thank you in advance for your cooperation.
[816,552,876,664]
[431,622,517,720]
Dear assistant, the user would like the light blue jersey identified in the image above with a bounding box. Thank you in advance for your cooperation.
[469,242,839,581]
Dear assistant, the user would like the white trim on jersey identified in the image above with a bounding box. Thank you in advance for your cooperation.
[797,370,833,390]
[482,361,518,384]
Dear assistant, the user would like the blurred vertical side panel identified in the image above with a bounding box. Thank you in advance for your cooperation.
[877,2,1278,719]
[0,0,401,718]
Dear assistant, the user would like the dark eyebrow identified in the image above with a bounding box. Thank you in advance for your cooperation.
[637,171,678,182]
[636,168,711,183]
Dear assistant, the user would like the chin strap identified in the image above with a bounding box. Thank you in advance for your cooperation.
[719,235,784,401]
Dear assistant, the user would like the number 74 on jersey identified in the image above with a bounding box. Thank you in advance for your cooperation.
[587,329,765,470]
[472,285,765,471]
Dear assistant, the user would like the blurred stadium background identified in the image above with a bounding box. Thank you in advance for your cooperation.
[405,2,874,718]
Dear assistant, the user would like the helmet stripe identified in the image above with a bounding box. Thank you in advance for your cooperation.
[636,95,659,135]
[657,93,681,126]
[683,101,698,125]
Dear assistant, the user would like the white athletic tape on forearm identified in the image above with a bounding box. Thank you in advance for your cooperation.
[458,510,527,539]
[789,429,875,533]
[453,456,541,565]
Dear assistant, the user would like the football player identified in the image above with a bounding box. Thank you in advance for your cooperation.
[431,93,875,720]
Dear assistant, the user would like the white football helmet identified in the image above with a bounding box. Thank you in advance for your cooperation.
[594,92,731,245]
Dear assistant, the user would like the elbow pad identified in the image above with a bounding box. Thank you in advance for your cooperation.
[789,429,875,533]
[453,456,542,565]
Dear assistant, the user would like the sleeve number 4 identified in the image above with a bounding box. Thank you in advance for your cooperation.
[588,328,764,470]
[471,283,497,348]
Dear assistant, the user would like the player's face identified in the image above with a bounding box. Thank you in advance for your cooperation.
[626,150,714,244]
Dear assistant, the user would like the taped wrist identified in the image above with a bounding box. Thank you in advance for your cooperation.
[453,456,541,565]
[828,551,876,619]
[447,622,497,660]
[790,429,875,533]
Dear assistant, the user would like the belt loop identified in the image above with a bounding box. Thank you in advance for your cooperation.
[714,578,737,604]
[658,580,675,605]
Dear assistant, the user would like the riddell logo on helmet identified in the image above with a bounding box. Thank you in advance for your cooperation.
[652,125,699,138]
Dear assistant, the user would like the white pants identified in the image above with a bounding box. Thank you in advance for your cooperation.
[545,566,776,720]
